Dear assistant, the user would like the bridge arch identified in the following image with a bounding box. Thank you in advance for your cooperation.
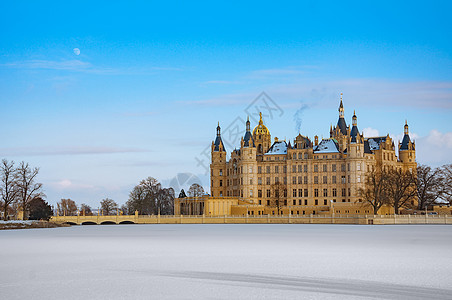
[100,221,117,225]
[65,222,77,226]
[81,221,97,225]
[119,220,135,224]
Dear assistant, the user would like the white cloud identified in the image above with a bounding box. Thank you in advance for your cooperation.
[415,130,452,166]
[0,146,148,157]
[362,127,380,137]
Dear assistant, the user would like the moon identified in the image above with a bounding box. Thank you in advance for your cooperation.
[73,48,80,55]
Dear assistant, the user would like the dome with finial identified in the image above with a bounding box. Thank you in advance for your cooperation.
[252,112,270,136]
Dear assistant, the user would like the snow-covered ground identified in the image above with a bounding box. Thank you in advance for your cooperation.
[1,225,451,299]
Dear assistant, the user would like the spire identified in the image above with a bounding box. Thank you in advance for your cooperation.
[216,122,221,136]
[246,116,250,132]
[400,120,411,150]
[404,120,409,135]
[259,112,263,124]
[350,110,359,143]
[338,93,344,118]
[352,110,357,126]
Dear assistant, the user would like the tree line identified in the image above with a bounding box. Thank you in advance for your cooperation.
[55,179,205,216]
[0,159,49,220]
[360,164,452,214]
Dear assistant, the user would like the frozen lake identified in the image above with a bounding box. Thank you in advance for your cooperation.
[1,224,451,299]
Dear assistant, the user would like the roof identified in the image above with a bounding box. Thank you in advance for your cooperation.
[313,139,340,153]
[366,137,387,151]
[264,141,287,155]
[350,125,359,143]
[213,135,225,152]
[243,131,255,147]
[400,134,411,150]
[337,117,347,135]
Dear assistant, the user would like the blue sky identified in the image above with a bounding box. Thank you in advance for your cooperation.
[1,1,451,208]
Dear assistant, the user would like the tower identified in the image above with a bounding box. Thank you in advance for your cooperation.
[398,121,416,171]
[210,123,227,197]
[252,112,272,156]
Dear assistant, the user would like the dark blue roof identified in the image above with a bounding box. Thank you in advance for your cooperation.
[243,131,255,147]
[213,136,225,151]
[337,117,347,135]
[400,134,411,150]
[350,125,359,143]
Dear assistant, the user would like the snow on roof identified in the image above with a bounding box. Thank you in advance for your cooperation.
[366,137,386,151]
[264,141,287,155]
[313,139,339,153]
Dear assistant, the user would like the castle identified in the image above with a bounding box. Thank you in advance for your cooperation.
[175,94,416,216]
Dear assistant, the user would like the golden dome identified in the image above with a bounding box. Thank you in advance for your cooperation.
[252,112,270,136]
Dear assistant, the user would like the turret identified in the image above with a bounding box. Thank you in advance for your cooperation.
[398,121,416,167]
[252,112,271,155]
[211,123,227,197]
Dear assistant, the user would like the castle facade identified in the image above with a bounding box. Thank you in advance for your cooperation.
[176,94,416,216]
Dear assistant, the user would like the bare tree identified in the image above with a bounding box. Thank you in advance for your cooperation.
[0,159,19,220]
[187,183,204,197]
[387,168,417,214]
[439,164,452,204]
[57,199,78,216]
[80,203,92,216]
[417,164,443,210]
[358,169,391,215]
[126,177,174,215]
[100,198,118,215]
[16,161,44,219]
[269,182,287,215]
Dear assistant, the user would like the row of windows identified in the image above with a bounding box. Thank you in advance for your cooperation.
[218,174,362,187]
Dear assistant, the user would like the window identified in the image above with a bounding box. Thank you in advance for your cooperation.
[342,188,346,197]
[284,190,287,197]
[275,166,279,173]
[298,200,302,205]
[304,176,308,184]
[304,200,308,205]
[323,188,328,197]
[357,176,361,183]
[249,189,253,197]
[298,189,303,197]
[275,177,279,183]
[323,164,327,172]
[249,166,253,173]
[258,190,262,197]
[293,200,296,205]
[258,177,262,185]
[266,177,270,185]
[219,169,223,176]
[315,199,318,205]
[314,176,318,184]
[292,165,297,173]
[304,165,308,172]
[304,153,308,159]
[332,164,336,172]
[314,165,318,172]
[341,176,346,184]
[267,200,270,205]
[293,153,296,160]
[258,166,262,174]
[314,189,319,197]
[348,188,351,197]
[347,163,350,171]
[267,189,271,197]
[266,166,270,173]
[293,189,297,197]
[298,165,303,172]
[283,166,287,173]
[292,176,297,184]
[220,192,223,196]
[250,179,253,185]
[323,176,328,184]
[332,188,337,197]
[324,199,327,205]
[341,164,346,172]
[304,189,308,197]
[298,176,302,184]
[357,163,361,171]
[348,175,350,183]
[283,177,287,184]
[332,176,336,184]
[219,180,223,187]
